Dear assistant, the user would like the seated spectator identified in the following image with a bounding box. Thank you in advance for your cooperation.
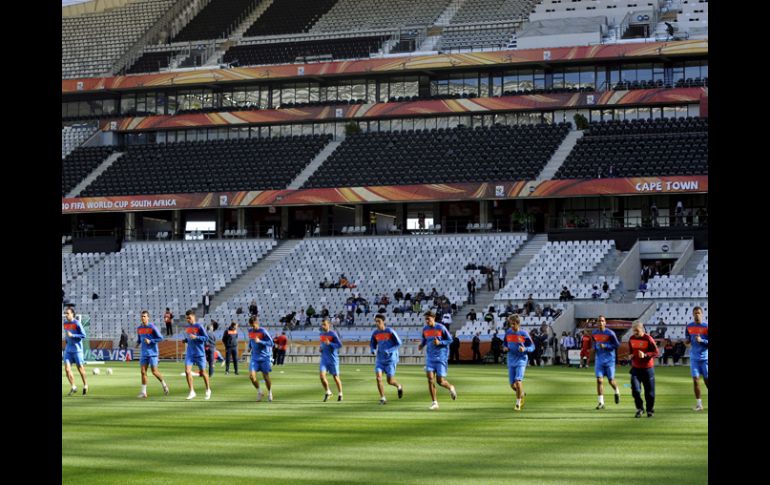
[591,285,601,299]
[404,292,412,302]
[602,281,610,294]
[524,295,536,314]
[249,300,258,316]
[380,295,390,306]
[236,307,244,315]
[673,340,686,364]
[339,274,349,288]
[394,289,403,302]
[466,309,477,321]
[534,304,542,317]
[484,310,495,323]
[320,305,330,319]
[661,338,674,365]
[464,262,477,270]
[306,305,316,324]
[430,288,439,299]
[378,306,386,314]
[638,281,648,295]
[542,305,553,318]
[559,287,574,301]
[320,277,331,289]
[441,312,452,329]
[417,289,426,302]
[411,299,422,315]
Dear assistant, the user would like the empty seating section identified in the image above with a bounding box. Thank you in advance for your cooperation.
[646,301,708,341]
[208,234,527,337]
[310,0,451,32]
[170,0,257,42]
[303,123,570,189]
[62,240,277,338]
[554,118,708,179]
[62,252,108,286]
[243,0,338,37]
[450,0,537,24]
[124,50,181,74]
[496,240,620,301]
[62,146,118,196]
[639,253,708,299]
[438,28,515,50]
[62,125,96,159]
[80,134,332,197]
[457,306,564,337]
[224,36,388,66]
[62,0,175,79]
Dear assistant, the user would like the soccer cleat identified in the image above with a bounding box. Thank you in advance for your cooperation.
[204,389,211,400]
[225,371,229,375]
[635,409,643,418]
[82,386,88,396]
[186,391,197,400]
[268,392,273,402]
[693,404,704,411]
[614,393,620,404]
[162,384,169,396]
[397,386,403,399]
[514,402,521,411]
[647,411,654,418]
[337,394,343,402]
[137,392,148,399]
[257,390,263,402]
[67,387,77,396]
[429,402,439,410]
[449,386,457,400]
[379,397,387,405]
[596,403,605,410]
[323,390,332,402]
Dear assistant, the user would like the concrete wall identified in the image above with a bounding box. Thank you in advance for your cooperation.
[573,302,649,320]
[669,240,694,275]
[615,240,640,292]
[517,31,602,50]
[551,303,576,337]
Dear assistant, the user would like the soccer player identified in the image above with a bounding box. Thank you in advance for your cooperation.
[319,318,343,402]
[418,311,456,410]
[136,310,169,398]
[579,329,592,368]
[592,315,620,409]
[63,307,88,396]
[183,310,211,400]
[628,321,659,417]
[685,306,708,411]
[502,314,534,411]
[369,314,403,404]
[247,316,274,402]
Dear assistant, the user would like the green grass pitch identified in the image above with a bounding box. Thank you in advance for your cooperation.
[63,362,707,484]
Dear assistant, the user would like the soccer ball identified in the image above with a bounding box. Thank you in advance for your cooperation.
[92,368,101,375]
[106,368,113,375]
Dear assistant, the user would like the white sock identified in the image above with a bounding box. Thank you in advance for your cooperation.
[71,385,77,391]
[614,388,620,395]
[141,385,147,393]
[83,384,88,389]
[598,395,604,405]
[398,386,402,390]
[161,381,167,387]
[380,396,386,402]
[516,398,521,406]
[432,400,438,405]
[696,399,702,406]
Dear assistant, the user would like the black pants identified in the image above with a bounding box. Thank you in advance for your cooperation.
[472,348,481,362]
[225,347,238,373]
[165,323,172,336]
[275,349,286,365]
[630,367,655,412]
[206,347,215,376]
[492,351,501,364]
[499,278,505,288]
[450,347,460,363]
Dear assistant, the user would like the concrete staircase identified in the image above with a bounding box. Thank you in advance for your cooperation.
[434,0,471,26]
[681,250,707,278]
[230,0,274,40]
[417,35,442,52]
[66,151,124,198]
[287,139,343,189]
[203,239,302,318]
[504,234,549,284]
[580,248,627,302]
[537,129,583,181]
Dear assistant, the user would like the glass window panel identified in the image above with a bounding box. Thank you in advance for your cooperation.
[339,82,352,101]
[379,119,391,131]
[672,64,685,83]
[564,67,580,89]
[391,118,402,131]
[308,83,320,103]
[492,74,503,96]
[663,106,675,119]
[652,62,665,82]
[404,79,418,98]
[621,65,637,82]
[221,90,234,108]
[684,61,700,79]
[201,89,214,108]
[135,94,146,113]
[624,107,638,120]
[89,100,103,116]
[245,87,260,106]
[296,83,309,104]
[701,62,708,79]
[503,71,518,93]
[687,104,700,117]
[271,88,281,108]
[103,99,116,115]
[166,131,176,143]
[351,80,366,100]
[542,112,553,124]
[636,63,652,82]
[414,118,426,130]
[233,88,246,106]
[580,67,595,89]
[437,117,448,129]
[120,95,135,114]
[533,69,545,89]
[367,80,377,102]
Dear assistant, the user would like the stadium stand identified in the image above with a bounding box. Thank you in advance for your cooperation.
[208,234,527,337]
[495,240,620,301]
[62,124,97,159]
[457,303,564,337]
[223,35,389,66]
[242,0,339,37]
[170,0,259,42]
[554,118,708,179]
[124,50,182,74]
[449,0,537,24]
[62,239,277,338]
[302,123,570,189]
[639,253,708,299]
[310,0,451,32]
[62,0,175,79]
[62,252,108,286]
[437,27,516,51]
[645,301,708,341]
[79,134,332,197]
[62,146,119,197]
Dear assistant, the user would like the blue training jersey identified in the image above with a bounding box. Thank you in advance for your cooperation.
[248,327,274,362]
[184,323,208,358]
[504,329,534,366]
[592,329,619,362]
[63,319,86,353]
[420,323,452,363]
[320,331,342,363]
[370,327,402,362]
[137,323,163,357]
[685,322,708,361]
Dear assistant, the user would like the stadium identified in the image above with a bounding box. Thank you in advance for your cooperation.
[61,0,708,483]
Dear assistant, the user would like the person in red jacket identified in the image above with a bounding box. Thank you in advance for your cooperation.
[273,331,288,366]
[580,329,592,368]
[628,321,659,418]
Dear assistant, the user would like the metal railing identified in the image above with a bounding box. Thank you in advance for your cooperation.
[546,213,707,231]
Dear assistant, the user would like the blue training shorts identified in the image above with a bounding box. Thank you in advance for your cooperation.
[508,364,526,384]
[140,356,159,368]
[425,360,448,378]
[595,360,616,380]
[320,360,339,376]
[691,360,708,379]
[375,360,398,377]
[64,350,84,366]
[185,355,207,369]
[250,359,272,374]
